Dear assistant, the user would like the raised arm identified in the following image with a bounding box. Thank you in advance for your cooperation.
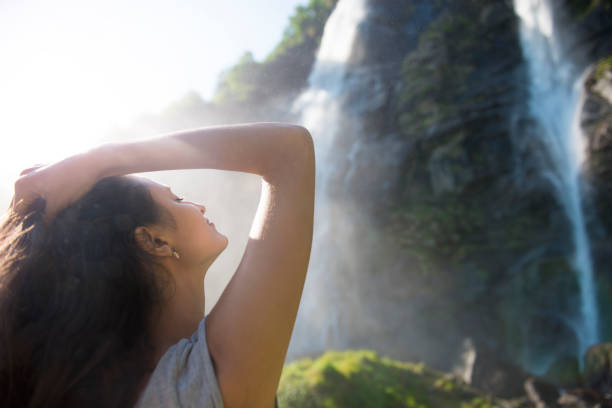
[102,123,315,408]
[106,124,315,408]
[12,122,312,222]
[11,122,315,408]
[196,131,314,408]
[97,122,314,185]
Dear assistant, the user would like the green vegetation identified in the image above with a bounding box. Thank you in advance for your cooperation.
[265,0,338,63]
[278,350,508,408]
[382,187,551,277]
[594,55,612,80]
[213,51,261,104]
[398,15,479,136]
[385,195,485,272]
[213,0,338,106]
[389,0,545,274]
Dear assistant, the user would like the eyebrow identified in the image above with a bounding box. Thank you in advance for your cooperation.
[165,186,181,198]
[160,186,173,197]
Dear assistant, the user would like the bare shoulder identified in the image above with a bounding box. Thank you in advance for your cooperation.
[206,126,315,408]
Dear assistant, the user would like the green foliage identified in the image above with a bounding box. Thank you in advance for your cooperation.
[384,193,487,272]
[398,14,479,136]
[212,0,338,106]
[213,51,261,104]
[389,0,549,276]
[278,350,506,408]
[266,0,338,63]
[381,180,554,293]
[594,55,612,80]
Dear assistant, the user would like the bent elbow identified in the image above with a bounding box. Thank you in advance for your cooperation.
[294,126,315,168]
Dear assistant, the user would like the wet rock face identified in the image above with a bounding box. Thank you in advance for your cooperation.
[427,133,475,195]
[592,71,612,104]
[582,56,612,342]
[329,0,573,373]
[316,0,612,378]
[329,0,527,205]
[557,344,612,408]
[584,68,612,229]
[584,343,612,394]
[320,0,443,213]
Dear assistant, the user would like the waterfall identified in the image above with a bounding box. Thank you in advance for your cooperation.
[286,0,368,359]
[514,0,599,362]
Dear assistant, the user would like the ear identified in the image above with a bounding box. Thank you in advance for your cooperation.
[134,226,173,258]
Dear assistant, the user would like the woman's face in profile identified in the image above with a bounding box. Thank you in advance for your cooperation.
[136,176,228,269]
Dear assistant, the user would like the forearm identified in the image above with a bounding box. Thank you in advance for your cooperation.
[92,122,312,182]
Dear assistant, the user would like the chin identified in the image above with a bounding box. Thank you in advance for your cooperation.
[217,231,229,247]
[219,236,229,251]
[212,235,228,255]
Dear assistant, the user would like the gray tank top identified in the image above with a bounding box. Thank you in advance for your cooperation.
[135,315,224,407]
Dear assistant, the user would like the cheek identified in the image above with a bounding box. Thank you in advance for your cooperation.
[181,220,216,247]
[176,208,205,231]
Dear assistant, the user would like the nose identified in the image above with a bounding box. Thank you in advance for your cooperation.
[186,200,205,214]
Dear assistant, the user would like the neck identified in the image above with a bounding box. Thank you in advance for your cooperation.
[151,263,209,363]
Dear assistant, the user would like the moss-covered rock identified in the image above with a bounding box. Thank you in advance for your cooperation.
[594,55,612,82]
[278,350,518,408]
[583,343,612,392]
[371,0,607,376]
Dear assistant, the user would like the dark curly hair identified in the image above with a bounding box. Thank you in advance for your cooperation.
[0,175,175,407]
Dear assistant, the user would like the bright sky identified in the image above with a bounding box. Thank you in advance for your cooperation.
[0,0,307,183]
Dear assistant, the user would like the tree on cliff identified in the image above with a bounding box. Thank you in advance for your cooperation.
[213,0,338,107]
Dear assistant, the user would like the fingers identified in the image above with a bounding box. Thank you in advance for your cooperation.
[11,165,46,215]
[19,163,46,177]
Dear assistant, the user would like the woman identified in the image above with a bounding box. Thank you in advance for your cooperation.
[0,122,315,408]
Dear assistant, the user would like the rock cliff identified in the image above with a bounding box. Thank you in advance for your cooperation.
[315,0,612,384]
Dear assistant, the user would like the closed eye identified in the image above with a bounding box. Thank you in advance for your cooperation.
[175,197,184,202]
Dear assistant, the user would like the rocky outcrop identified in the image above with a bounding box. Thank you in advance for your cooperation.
[317,0,587,376]
[293,0,612,382]
[583,62,612,330]
[545,343,612,407]
[583,343,612,395]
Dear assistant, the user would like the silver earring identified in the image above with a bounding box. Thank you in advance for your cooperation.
[171,248,180,259]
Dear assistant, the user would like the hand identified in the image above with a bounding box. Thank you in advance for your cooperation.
[10,153,100,224]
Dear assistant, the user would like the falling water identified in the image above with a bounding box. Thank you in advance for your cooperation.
[286,0,368,359]
[514,0,599,361]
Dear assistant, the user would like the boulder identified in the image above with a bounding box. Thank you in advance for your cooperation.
[469,342,532,399]
[583,343,612,396]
